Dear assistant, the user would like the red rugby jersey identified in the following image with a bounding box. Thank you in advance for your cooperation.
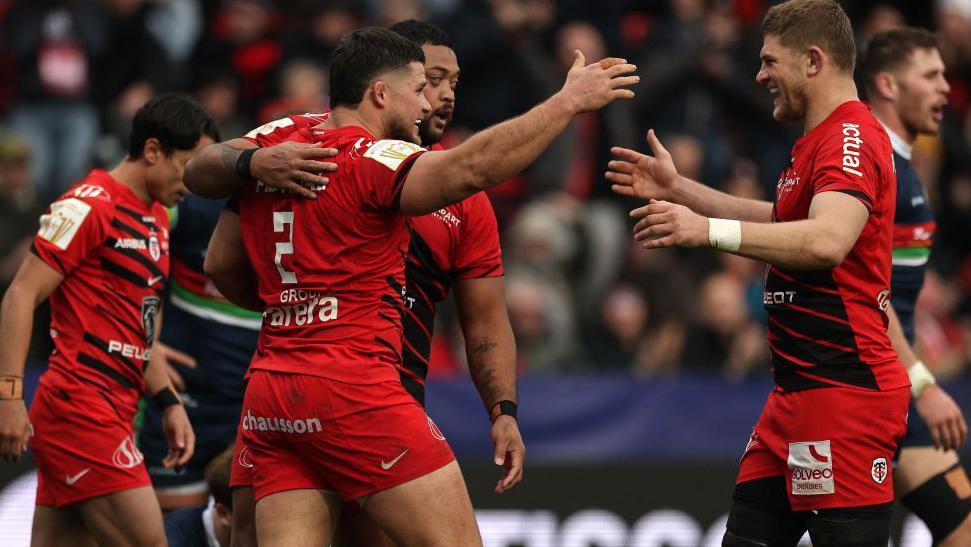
[237,124,425,384]
[32,170,169,416]
[765,101,908,392]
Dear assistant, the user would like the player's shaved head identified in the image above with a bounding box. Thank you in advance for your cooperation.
[762,0,856,74]
[330,27,426,108]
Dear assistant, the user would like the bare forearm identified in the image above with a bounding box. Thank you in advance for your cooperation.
[0,288,36,378]
[673,176,773,222]
[465,327,518,412]
[212,272,264,312]
[886,305,919,368]
[143,348,173,395]
[184,141,254,198]
[734,220,844,270]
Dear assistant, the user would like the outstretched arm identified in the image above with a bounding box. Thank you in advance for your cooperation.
[399,53,638,215]
[184,138,338,199]
[630,191,867,270]
[607,130,773,222]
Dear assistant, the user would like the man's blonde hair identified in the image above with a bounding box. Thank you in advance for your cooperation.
[762,0,856,73]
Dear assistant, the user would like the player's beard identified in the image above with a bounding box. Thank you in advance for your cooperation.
[774,81,808,123]
[419,109,450,146]
[388,111,421,145]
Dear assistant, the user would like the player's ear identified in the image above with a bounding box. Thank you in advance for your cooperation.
[371,80,389,108]
[143,138,162,165]
[874,72,897,102]
[806,46,824,77]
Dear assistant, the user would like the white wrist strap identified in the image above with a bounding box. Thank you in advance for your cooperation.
[708,218,742,252]
[909,361,936,398]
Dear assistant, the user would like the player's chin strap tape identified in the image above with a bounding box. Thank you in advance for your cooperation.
[152,387,182,409]
[490,400,518,423]
[0,375,23,400]
[235,148,257,181]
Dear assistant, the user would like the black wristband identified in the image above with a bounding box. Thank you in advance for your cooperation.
[490,400,518,423]
[235,148,257,181]
[152,388,181,409]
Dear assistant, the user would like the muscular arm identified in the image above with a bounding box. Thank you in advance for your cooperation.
[399,54,637,215]
[184,138,337,199]
[454,277,518,410]
[0,255,63,379]
[633,191,869,270]
[204,209,264,312]
[669,176,774,222]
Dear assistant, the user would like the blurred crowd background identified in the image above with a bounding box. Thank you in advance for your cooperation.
[1,0,970,381]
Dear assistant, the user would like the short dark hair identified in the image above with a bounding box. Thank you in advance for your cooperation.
[205,444,234,509]
[762,0,856,74]
[329,27,425,108]
[862,27,941,96]
[389,19,452,48]
[128,94,220,159]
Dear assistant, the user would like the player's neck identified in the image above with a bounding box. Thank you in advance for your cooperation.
[108,161,153,205]
[803,78,859,134]
[871,103,916,145]
[326,106,389,140]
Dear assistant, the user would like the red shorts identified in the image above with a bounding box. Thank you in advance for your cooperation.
[30,380,150,508]
[237,369,455,502]
[737,386,909,511]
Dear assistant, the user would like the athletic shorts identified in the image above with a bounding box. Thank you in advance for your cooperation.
[237,369,455,502]
[30,379,150,508]
[736,386,909,511]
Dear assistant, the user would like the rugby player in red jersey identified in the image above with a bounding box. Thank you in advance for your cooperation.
[197,20,524,547]
[863,27,971,545]
[608,1,907,544]
[185,27,634,547]
[0,94,219,546]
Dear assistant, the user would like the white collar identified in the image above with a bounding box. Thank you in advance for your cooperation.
[881,122,913,160]
[202,496,221,547]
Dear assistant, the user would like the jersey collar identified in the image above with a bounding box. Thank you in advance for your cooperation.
[880,123,913,160]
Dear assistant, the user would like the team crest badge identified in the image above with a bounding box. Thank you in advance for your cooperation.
[141,296,160,344]
[149,232,161,261]
[871,457,888,485]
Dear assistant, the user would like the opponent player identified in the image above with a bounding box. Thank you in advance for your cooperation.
[137,116,340,511]
[607,1,907,544]
[863,27,971,545]
[198,20,524,547]
[0,94,217,545]
[188,27,635,546]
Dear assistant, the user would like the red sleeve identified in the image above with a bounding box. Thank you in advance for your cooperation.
[31,196,109,276]
[358,139,426,211]
[454,193,504,279]
[810,122,882,212]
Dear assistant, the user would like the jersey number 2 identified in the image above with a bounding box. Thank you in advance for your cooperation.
[273,211,297,284]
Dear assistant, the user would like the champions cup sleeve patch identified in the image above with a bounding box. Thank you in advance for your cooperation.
[363,140,425,171]
[787,440,835,495]
[37,198,92,250]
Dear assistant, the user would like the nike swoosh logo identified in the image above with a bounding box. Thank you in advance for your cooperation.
[381,449,409,470]
[147,275,163,287]
[66,468,90,485]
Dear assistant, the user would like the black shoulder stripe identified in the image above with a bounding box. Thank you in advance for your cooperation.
[31,242,66,274]
[391,152,424,212]
[83,332,144,378]
[105,238,165,278]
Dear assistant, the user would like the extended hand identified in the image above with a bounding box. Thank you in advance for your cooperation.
[558,51,638,114]
[0,399,30,463]
[630,199,709,249]
[607,129,680,201]
[161,404,195,468]
[491,415,525,494]
[250,142,339,199]
[916,383,968,451]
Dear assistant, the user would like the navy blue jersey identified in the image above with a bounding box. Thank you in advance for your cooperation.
[164,505,210,547]
[886,130,935,345]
